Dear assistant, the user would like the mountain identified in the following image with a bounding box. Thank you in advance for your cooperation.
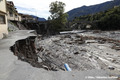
[67,0,120,20]
[31,15,46,21]
[75,6,120,30]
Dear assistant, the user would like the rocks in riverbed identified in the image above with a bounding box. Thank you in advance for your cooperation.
[37,46,44,52]
[74,52,80,55]
[108,66,115,70]
[98,40,106,44]
[117,75,120,80]
[10,31,120,72]
[112,44,120,50]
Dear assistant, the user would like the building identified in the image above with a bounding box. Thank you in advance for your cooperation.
[19,13,37,22]
[18,13,22,21]
[7,1,20,21]
[0,0,8,39]
[7,1,37,22]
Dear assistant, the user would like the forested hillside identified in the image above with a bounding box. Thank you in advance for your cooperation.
[73,6,120,30]
[67,0,120,20]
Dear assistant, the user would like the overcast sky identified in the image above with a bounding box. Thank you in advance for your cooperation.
[7,0,111,19]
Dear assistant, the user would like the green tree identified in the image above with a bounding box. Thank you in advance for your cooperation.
[49,1,68,33]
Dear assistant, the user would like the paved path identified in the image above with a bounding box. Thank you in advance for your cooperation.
[0,30,118,80]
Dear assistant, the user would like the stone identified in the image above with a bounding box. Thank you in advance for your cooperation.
[112,59,116,62]
[108,66,115,70]
[74,52,80,55]
[117,75,120,80]
[89,56,92,58]
[38,57,42,63]
[106,53,109,55]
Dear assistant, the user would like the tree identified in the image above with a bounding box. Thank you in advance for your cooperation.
[49,1,68,33]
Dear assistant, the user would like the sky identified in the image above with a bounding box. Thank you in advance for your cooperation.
[7,0,111,19]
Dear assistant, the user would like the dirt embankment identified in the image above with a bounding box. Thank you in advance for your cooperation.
[10,36,38,67]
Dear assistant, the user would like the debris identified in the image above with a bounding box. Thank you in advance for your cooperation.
[106,53,109,55]
[78,41,85,44]
[85,40,98,43]
[74,52,80,55]
[112,45,120,50]
[75,39,85,44]
[95,57,99,60]
[38,57,42,63]
[10,31,120,72]
[42,65,49,70]
[108,66,115,70]
[89,56,92,58]
[112,59,116,63]
[93,30,101,33]
[37,46,44,52]
[64,63,72,71]
[117,75,120,80]
[98,40,105,44]
[80,49,87,52]
[64,35,71,38]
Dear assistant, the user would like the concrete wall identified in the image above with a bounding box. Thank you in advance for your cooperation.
[18,15,22,21]
[0,0,8,39]
[7,11,20,21]
[7,11,14,21]
[0,0,6,12]
[0,14,8,39]
[15,16,19,21]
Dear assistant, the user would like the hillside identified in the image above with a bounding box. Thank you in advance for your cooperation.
[67,0,120,20]
[73,6,120,30]
[31,15,46,21]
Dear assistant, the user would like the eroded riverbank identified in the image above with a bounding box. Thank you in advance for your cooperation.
[10,30,120,72]
[37,32,120,71]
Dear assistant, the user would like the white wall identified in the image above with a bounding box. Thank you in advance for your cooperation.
[0,0,6,13]
[0,0,8,39]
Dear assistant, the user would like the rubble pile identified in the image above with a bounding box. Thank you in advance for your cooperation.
[36,33,120,71]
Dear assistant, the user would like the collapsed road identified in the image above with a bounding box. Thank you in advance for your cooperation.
[11,30,120,72]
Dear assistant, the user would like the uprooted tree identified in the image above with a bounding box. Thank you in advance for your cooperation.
[48,1,68,34]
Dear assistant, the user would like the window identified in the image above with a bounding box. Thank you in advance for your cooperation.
[0,15,6,24]
[9,12,13,17]
[15,14,17,18]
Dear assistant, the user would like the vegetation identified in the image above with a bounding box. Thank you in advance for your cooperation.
[73,6,120,30]
[48,1,68,34]
[67,0,120,20]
